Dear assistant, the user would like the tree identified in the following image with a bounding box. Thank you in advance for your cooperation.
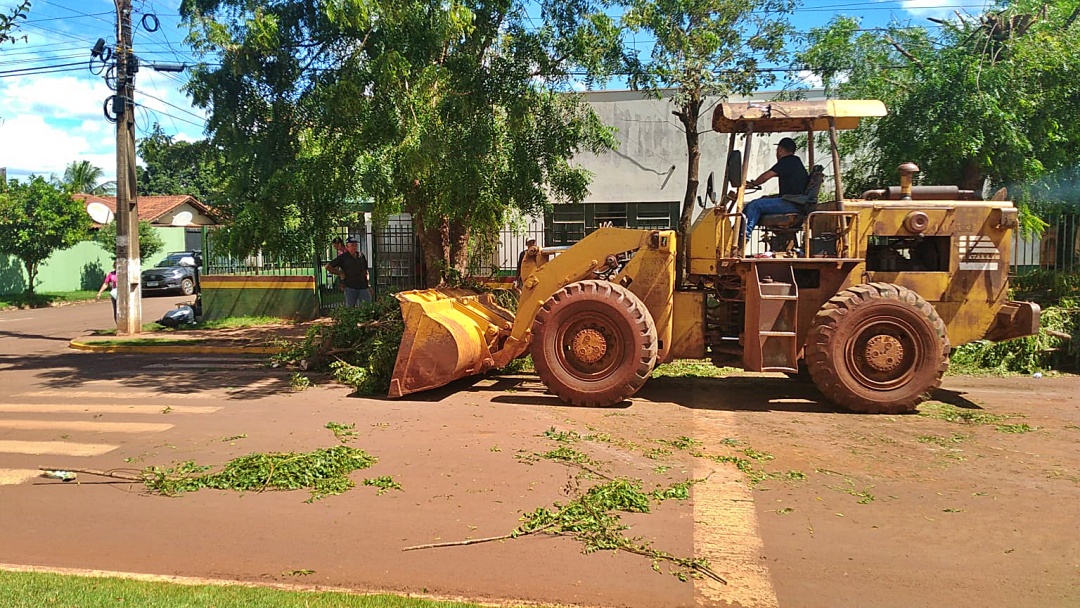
[181,0,623,286]
[797,1,1080,224]
[63,160,106,195]
[137,123,223,203]
[619,0,795,276]
[0,1,30,46]
[0,176,91,297]
[93,220,165,263]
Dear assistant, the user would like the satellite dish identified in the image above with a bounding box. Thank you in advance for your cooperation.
[86,202,114,224]
[171,211,194,226]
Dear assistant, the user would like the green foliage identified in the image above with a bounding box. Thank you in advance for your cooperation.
[137,124,224,203]
[515,478,721,582]
[181,1,620,283]
[275,297,404,395]
[1010,270,1080,308]
[918,402,1010,425]
[542,427,582,443]
[325,421,358,443]
[658,436,700,451]
[649,479,702,501]
[798,4,1080,218]
[142,445,378,502]
[362,475,403,495]
[0,1,30,45]
[0,176,92,296]
[62,160,106,194]
[651,359,737,377]
[92,219,165,262]
[619,0,794,240]
[289,373,313,390]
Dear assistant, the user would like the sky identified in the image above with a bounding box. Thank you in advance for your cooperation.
[0,0,997,185]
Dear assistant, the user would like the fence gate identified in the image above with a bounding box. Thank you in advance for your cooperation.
[373,219,422,294]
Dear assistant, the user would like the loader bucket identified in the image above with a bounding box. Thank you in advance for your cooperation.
[388,288,516,398]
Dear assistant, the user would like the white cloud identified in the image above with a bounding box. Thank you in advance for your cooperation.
[902,0,969,20]
[0,67,208,183]
[796,70,825,90]
[0,75,109,123]
[0,113,116,181]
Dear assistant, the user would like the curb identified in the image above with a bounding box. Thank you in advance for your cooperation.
[69,340,282,355]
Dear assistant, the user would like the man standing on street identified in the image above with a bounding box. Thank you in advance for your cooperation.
[324,237,372,306]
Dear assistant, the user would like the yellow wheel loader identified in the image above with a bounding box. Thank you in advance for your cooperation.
[387,99,1041,414]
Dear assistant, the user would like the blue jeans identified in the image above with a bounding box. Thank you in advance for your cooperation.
[344,287,372,307]
[744,197,804,238]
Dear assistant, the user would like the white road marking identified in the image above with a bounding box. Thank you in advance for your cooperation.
[17,390,208,400]
[0,469,40,485]
[0,317,32,323]
[0,441,117,456]
[0,404,219,414]
[694,411,779,608]
[0,420,173,433]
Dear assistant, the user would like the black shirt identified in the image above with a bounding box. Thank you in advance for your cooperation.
[770,154,809,196]
[328,251,369,290]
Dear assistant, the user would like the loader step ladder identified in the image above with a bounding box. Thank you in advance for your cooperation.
[745,263,799,373]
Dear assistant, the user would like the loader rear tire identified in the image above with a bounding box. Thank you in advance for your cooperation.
[805,283,949,414]
[530,280,657,406]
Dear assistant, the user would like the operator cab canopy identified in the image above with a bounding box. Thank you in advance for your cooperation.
[712,99,887,134]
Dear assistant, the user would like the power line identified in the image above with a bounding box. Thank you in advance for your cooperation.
[0,60,87,77]
[134,87,206,123]
[33,0,116,27]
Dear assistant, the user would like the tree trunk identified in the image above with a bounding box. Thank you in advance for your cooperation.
[447,219,470,278]
[415,216,449,288]
[675,95,704,285]
[960,159,984,193]
[25,260,37,297]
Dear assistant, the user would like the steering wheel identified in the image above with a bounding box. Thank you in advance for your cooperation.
[744,181,762,192]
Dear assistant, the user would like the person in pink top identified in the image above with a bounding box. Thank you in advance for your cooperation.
[96,261,119,321]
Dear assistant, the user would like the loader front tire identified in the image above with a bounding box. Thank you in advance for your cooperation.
[805,283,949,414]
[530,280,657,406]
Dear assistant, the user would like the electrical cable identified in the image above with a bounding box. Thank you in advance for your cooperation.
[134,87,206,122]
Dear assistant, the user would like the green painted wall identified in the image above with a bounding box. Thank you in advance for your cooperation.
[1,227,189,294]
[201,276,319,321]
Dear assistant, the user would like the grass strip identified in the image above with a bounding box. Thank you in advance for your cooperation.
[0,569,488,608]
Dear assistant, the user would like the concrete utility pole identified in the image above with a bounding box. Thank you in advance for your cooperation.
[114,0,141,334]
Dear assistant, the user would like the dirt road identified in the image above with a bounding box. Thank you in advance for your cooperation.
[0,305,1077,607]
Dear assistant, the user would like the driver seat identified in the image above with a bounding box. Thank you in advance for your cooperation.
[758,165,825,252]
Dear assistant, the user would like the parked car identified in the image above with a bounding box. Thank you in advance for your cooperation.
[141,251,201,296]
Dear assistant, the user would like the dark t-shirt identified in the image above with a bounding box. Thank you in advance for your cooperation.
[770,154,809,196]
[328,251,369,290]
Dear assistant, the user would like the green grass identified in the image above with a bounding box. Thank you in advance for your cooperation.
[0,569,490,607]
[193,315,288,330]
[919,403,1036,434]
[81,338,208,347]
[0,290,97,309]
[651,360,739,378]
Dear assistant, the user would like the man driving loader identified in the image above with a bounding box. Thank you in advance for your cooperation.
[742,136,808,241]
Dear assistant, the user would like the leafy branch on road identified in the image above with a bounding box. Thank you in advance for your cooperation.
[138,425,393,502]
[410,426,724,584]
[405,478,724,584]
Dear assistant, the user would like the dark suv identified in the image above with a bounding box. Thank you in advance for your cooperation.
[141,251,201,296]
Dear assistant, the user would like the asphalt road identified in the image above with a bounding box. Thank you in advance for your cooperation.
[0,295,191,355]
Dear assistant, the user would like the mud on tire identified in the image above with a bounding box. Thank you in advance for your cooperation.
[530,280,658,407]
[805,282,949,414]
